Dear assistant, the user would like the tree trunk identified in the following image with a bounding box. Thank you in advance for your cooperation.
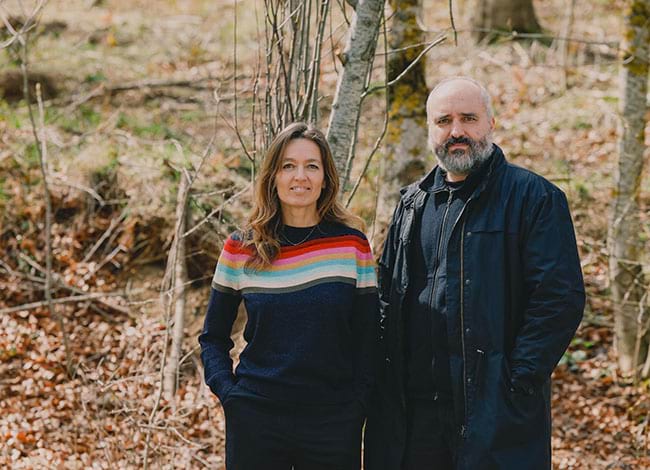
[471,0,542,43]
[608,0,649,378]
[327,0,385,186]
[376,0,429,228]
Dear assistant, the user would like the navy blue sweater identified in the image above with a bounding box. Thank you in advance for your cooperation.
[198,222,378,406]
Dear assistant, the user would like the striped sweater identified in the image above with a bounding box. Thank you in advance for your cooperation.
[199,222,378,406]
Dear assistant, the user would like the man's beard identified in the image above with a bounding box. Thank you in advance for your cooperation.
[434,134,493,176]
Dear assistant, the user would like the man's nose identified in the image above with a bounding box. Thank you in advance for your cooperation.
[450,121,465,138]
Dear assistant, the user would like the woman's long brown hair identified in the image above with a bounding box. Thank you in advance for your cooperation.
[243,122,363,270]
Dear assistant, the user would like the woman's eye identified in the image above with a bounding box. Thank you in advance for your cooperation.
[308,164,320,170]
[282,163,294,170]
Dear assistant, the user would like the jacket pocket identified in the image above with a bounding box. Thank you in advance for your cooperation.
[500,360,539,420]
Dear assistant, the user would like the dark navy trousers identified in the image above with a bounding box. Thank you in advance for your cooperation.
[402,398,459,470]
[223,389,364,470]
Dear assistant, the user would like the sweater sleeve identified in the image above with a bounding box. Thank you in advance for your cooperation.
[198,235,244,401]
[352,235,379,410]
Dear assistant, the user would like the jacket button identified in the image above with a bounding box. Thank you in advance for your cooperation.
[385,358,391,364]
[466,231,472,237]
[465,279,471,285]
[467,377,472,384]
[465,328,471,334]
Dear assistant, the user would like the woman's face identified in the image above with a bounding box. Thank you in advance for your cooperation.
[274,138,325,218]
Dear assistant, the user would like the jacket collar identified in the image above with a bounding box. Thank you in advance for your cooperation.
[403,144,507,204]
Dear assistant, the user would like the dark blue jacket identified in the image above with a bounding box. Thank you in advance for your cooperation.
[364,146,585,470]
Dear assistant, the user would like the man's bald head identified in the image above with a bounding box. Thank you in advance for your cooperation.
[426,76,493,122]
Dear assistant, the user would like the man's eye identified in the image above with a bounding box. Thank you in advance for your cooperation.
[437,118,450,125]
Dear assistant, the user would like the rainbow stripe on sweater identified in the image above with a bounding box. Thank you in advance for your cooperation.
[212,233,377,295]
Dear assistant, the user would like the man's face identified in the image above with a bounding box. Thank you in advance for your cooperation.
[427,80,495,177]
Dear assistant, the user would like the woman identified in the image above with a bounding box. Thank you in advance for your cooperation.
[199,122,377,470]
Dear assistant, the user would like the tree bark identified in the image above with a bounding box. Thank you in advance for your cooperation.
[608,0,649,378]
[376,0,429,228]
[327,0,385,186]
[471,0,542,43]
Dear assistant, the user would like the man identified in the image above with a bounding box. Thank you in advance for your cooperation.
[364,77,585,470]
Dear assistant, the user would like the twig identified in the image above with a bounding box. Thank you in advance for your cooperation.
[182,181,251,238]
[82,211,127,263]
[138,422,207,449]
[82,245,123,281]
[362,36,445,97]
[19,13,73,376]
[448,0,457,46]
[345,92,388,206]
[0,257,43,283]
[48,173,106,205]
[231,0,254,163]
[559,0,577,90]
[59,78,237,113]
[178,344,200,369]
[15,252,132,315]
[0,292,129,315]
[0,0,44,49]
[413,22,620,49]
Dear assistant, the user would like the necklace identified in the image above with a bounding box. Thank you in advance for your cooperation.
[280,224,318,246]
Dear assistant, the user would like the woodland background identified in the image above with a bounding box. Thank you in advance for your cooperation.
[0,0,649,468]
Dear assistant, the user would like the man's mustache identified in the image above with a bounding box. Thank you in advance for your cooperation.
[445,136,474,149]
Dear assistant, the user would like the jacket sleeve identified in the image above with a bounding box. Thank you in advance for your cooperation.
[198,237,243,401]
[510,189,585,390]
[377,199,404,345]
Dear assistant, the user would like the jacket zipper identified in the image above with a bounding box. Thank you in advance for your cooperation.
[454,196,476,438]
[459,218,468,438]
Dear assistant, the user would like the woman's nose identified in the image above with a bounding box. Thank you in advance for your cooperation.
[294,166,307,179]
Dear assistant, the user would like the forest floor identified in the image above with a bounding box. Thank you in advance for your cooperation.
[1,0,649,468]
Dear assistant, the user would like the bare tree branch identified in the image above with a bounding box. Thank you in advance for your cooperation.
[0,0,45,49]
[0,292,130,315]
[362,36,445,97]
[448,0,457,46]
[17,5,73,376]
